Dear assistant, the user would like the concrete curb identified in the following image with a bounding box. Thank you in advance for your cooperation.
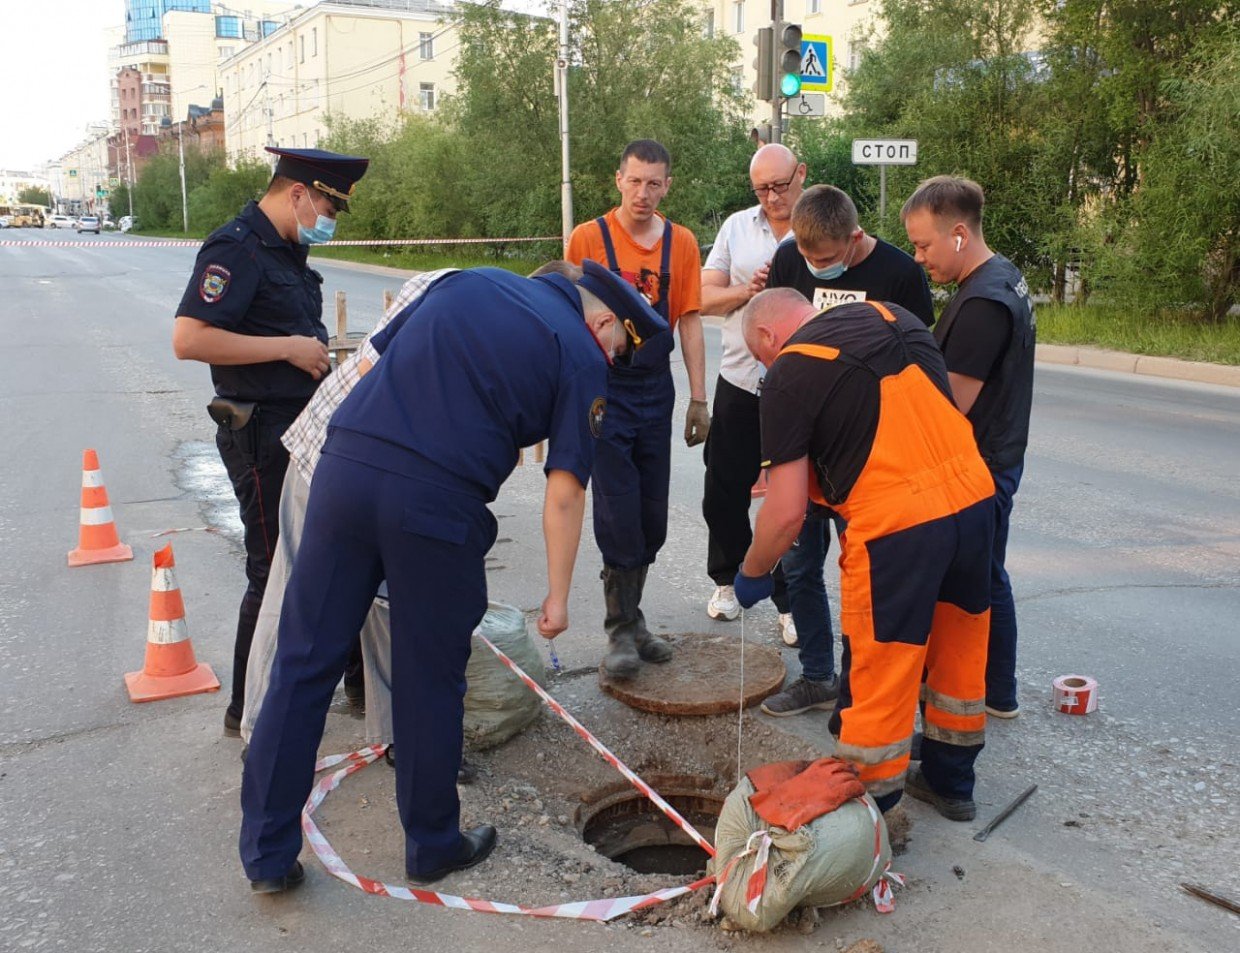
[1036,343,1240,388]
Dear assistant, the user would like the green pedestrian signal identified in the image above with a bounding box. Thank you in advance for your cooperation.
[778,22,803,98]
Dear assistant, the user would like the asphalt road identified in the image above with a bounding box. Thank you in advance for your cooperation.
[1,235,1237,951]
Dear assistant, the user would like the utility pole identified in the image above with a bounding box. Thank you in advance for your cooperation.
[556,0,573,252]
[177,119,189,232]
[770,0,783,144]
[123,126,134,219]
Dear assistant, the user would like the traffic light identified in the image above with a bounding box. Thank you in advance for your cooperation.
[777,22,803,98]
[753,27,774,102]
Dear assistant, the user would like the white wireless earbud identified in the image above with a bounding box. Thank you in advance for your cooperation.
[955,235,963,252]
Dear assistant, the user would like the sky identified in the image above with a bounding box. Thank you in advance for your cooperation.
[0,0,552,172]
[0,1,121,170]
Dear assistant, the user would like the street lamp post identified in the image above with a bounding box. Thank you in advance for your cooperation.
[177,119,189,232]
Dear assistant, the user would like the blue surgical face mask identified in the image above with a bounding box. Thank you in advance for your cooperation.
[804,257,847,281]
[294,192,336,245]
[803,235,857,282]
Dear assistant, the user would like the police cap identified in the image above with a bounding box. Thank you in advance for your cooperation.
[577,258,669,349]
[265,146,369,212]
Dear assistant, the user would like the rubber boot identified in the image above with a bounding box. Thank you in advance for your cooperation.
[631,565,672,663]
[601,566,641,679]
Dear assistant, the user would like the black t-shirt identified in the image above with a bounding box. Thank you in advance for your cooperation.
[176,201,327,407]
[760,301,951,506]
[767,237,935,326]
[939,297,1011,381]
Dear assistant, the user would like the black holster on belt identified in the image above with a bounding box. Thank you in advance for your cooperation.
[207,397,257,431]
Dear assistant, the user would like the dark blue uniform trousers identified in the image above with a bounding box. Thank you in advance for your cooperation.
[592,365,674,570]
[239,450,496,880]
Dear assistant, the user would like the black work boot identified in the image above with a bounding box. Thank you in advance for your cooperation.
[631,565,672,663]
[601,567,641,679]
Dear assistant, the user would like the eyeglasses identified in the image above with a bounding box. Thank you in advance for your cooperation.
[752,173,797,197]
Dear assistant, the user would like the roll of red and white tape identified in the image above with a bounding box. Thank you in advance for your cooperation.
[1053,674,1099,714]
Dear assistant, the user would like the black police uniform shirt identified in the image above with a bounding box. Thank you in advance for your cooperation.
[175,200,326,409]
[326,268,609,502]
[767,237,935,326]
[759,301,952,507]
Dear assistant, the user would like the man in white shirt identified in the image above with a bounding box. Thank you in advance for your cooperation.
[700,144,805,645]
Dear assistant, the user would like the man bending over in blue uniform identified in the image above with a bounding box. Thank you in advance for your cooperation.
[239,261,668,894]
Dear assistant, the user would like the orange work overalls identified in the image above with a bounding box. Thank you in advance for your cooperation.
[780,302,995,802]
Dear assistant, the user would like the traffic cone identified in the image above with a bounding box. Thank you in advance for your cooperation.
[751,471,769,500]
[124,543,219,703]
[67,449,134,567]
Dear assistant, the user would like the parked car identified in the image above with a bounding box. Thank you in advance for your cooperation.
[77,215,101,234]
[102,218,116,230]
[0,215,10,229]
[47,214,76,229]
[119,215,137,233]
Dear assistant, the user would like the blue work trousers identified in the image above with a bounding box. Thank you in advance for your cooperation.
[780,505,837,680]
[239,449,496,881]
[984,462,1023,710]
[592,364,674,570]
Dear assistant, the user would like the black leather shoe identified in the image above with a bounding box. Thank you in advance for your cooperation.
[250,860,305,895]
[407,825,497,884]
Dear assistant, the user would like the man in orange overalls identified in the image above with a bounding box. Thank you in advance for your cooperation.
[733,288,995,819]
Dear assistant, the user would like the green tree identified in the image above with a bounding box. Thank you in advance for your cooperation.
[838,0,1056,275]
[1083,22,1239,320]
[18,186,50,206]
[133,145,222,231]
[187,156,270,233]
[321,0,756,245]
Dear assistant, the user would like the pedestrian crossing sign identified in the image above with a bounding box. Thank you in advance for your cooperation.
[800,35,833,92]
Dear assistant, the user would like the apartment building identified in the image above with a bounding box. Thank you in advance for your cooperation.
[109,1,301,137]
[220,0,458,161]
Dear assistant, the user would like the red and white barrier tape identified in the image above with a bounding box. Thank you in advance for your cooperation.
[299,636,901,922]
[299,635,717,921]
[0,236,557,249]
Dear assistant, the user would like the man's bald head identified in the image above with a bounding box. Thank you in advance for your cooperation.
[742,288,817,367]
[749,143,796,177]
[749,145,806,226]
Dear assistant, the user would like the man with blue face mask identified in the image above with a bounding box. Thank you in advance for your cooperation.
[758,184,933,719]
[173,146,369,740]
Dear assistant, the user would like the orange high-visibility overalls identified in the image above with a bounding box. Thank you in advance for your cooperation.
[779,302,995,806]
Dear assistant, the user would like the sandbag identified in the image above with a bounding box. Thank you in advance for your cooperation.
[708,775,894,932]
[463,602,547,750]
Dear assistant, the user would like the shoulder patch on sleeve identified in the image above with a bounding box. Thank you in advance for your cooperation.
[199,264,232,303]
[589,396,606,438]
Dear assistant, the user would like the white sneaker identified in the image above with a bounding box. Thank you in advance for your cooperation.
[707,585,740,621]
[778,613,799,647]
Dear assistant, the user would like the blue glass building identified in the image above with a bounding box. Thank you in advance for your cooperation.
[125,0,212,43]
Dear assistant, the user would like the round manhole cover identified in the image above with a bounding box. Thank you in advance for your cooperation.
[599,632,786,715]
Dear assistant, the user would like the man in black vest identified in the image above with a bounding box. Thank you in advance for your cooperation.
[902,175,1035,719]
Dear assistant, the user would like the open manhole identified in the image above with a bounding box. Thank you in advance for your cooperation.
[577,776,724,876]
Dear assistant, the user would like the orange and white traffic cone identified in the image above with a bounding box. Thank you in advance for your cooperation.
[67,449,134,567]
[751,471,769,500]
[124,543,219,703]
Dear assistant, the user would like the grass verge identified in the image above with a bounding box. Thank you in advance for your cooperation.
[1038,303,1240,366]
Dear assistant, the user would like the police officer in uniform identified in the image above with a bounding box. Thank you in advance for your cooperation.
[902,175,1035,720]
[239,261,668,893]
[173,147,369,738]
